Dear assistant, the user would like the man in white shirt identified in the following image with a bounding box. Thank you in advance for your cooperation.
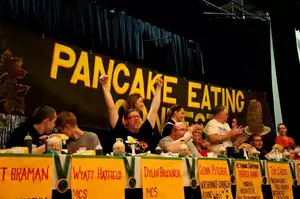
[204,105,243,154]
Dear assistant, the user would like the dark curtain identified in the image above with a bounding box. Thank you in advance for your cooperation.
[0,114,25,149]
[0,0,275,136]
[270,7,300,145]
[0,0,203,79]
[0,0,271,92]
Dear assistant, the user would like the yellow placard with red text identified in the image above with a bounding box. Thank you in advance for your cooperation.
[235,160,263,199]
[141,157,184,199]
[198,159,233,199]
[0,154,53,199]
[71,156,126,199]
[267,161,294,199]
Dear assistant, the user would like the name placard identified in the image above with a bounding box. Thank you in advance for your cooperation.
[198,159,233,199]
[234,160,263,199]
[0,154,53,199]
[71,156,126,199]
[141,157,184,199]
[267,161,293,199]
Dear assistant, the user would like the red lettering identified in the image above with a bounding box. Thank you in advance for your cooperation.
[27,168,35,180]
[73,167,80,180]
[97,167,122,180]
[146,187,158,198]
[144,167,160,178]
[72,188,88,199]
[34,168,41,182]
[41,166,49,180]
[144,166,148,177]
[0,167,7,180]
[154,187,158,197]
[238,170,250,178]
[159,167,181,178]
[73,166,95,181]
[278,168,288,175]
[11,167,16,180]
[10,167,49,182]
[17,167,22,178]
[250,170,258,178]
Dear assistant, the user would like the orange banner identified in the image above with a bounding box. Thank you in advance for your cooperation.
[267,161,293,199]
[71,156,126,199]
[0,154,53,199]
[141,157,184,199]
[198,159,233,199]
[235,160,263,199]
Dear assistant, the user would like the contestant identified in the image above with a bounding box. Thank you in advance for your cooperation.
[6,105,57,154]
[99,75,163,152]
[55,111,100,154]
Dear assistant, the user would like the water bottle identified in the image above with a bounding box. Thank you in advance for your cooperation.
[24,133,32,153]
[95,144,103,155]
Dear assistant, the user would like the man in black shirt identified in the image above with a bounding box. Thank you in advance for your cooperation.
[100,75,163,152]
[6,105,57,153]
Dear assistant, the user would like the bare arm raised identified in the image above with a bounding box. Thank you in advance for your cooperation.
[99,75,119,129]
[147,77,163,128]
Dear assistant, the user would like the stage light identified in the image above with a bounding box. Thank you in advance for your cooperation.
[107,8,116,19]
[188,40,197,49]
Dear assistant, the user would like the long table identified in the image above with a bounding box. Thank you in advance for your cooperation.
[1,154,299,199]
[53,155,296,189]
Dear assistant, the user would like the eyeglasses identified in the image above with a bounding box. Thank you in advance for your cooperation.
[127,115,141,119]
[176,128,186,132]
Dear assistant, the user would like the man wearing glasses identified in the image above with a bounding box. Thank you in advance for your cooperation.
[248,133,268,160]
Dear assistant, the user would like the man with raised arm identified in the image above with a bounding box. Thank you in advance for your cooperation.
[99,75,163,152]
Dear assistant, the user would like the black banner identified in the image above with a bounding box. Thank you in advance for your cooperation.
[0,21,275,148]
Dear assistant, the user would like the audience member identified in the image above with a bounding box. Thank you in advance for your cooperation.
[161,104,185,137]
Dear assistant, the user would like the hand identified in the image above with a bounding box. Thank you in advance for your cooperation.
[201,140,211,148]
[239,125,245,132]
[245,145,252,152]
[183,132,193,141]
[99,75,108,85]
[232,126,243,136]
[39,135,50,141]
[156,77,163,88]
[187,125,197,133]
[269,148,276,154]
